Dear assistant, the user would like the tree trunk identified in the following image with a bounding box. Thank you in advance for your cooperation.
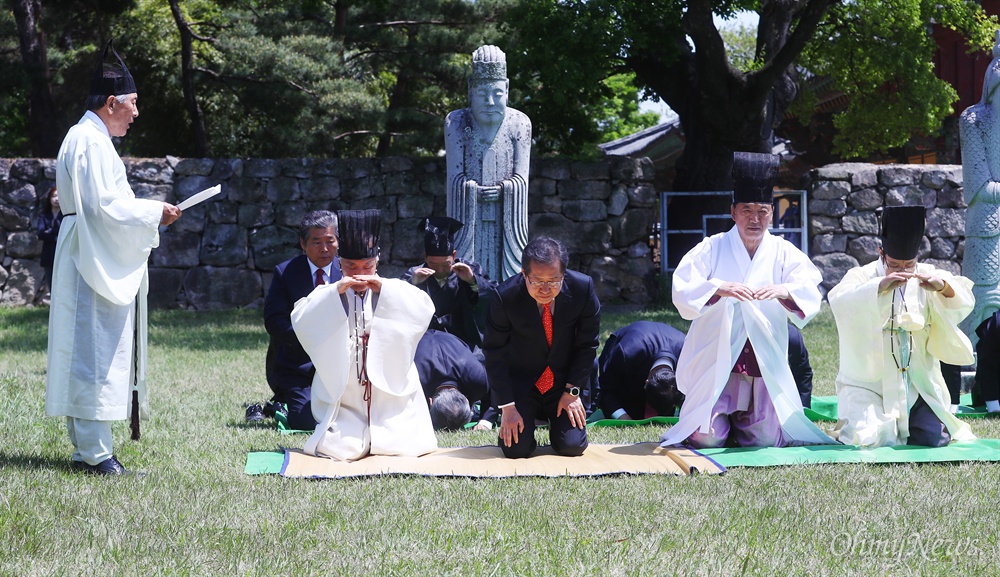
[635,0,836,192]
[375,25,417,157]
[10,0,60,157]
[169,0,210,157]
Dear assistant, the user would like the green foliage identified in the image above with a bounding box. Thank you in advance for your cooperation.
[798,0,996,158]
[720,22,762,73]
[506,0,996,166]
[0,9,29,156]
[503,0,681,156]
[593,74,661,144]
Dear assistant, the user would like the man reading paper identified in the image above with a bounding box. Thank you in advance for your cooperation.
[46,40,181,475]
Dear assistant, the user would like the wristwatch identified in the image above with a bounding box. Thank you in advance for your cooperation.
[565,386,581,397]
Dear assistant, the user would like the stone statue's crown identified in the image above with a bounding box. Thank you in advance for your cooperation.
[471,45,507,81]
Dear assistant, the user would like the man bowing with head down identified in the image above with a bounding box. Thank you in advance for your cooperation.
[829,206,976,447]
[291,209,438,461]
[661,152,834,449]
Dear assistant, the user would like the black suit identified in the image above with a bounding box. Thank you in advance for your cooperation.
[974,312,1000,405]
[483,270,601,458]
[264,254,342,429]
[598,321,685,419]
[786,323,814,408]
[414,329,490,420]
[400,259,496,351]
[598,321,813,417]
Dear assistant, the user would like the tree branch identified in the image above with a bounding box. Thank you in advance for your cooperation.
[333,129,401,140]
[194,66,318,98]
[748,0,840,97]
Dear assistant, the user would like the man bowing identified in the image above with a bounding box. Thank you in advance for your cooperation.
[829,206,976,447]
[291,209,437,461]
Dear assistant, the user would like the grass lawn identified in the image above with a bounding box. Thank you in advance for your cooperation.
[1,303,998,576]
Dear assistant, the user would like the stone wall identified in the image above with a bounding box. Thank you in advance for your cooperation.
[808,163,965,293]
[0,156,657,309]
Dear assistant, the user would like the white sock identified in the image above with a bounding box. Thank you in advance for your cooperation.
[986,400,1000,413]
[950,404,959,414]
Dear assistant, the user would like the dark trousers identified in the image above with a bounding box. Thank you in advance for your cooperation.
[940,362,962,406]
[499,388,588,459]
[975,314,1000,402]
[906,395,950,448]
[275,385,316,430]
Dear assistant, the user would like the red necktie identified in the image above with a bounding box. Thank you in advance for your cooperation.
[315,268,325,287]
[535,302,554,394]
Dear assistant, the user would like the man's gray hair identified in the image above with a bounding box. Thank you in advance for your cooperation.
[298,210,338,242]
[429,387,473,431]
[85,93,128,111]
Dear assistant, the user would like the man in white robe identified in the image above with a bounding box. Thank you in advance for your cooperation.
[661,152,834,449]
[829,205,976,447]
[290,209,438,461]
[46,40,182,475]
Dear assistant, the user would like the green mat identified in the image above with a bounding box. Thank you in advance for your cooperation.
[245,438,1000,474]
[802,393,994,422]
[698,438,1000,467]
[275,412,311,435]
[246,450,286,474]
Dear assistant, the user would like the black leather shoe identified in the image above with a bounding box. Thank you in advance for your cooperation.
[245,403,264,422]
[72,455,127,476]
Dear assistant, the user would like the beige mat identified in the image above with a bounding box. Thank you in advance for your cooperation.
[279,443,725,478]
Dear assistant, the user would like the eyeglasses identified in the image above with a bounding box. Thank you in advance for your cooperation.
[882,257,916,274]
[526,277,563,289]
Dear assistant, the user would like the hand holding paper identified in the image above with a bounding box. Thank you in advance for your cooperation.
[176,185,223,211]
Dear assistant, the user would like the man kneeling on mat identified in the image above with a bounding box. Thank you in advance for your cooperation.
[828,205,977,447]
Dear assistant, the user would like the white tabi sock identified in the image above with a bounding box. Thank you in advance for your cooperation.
[986,400,1000,413]
[949,404,959,414]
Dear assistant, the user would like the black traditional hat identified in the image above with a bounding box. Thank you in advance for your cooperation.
[732,151,779,204]
[879,205,925,260]
[89,39,137,97]
[337,209,381,260]
[420,216,463,257]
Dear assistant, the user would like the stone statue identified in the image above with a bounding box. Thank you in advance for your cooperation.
[960,30,1000,343]
[445,45,531,281]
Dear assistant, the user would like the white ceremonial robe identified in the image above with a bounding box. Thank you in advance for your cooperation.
[661,227,835,447]
[291,278,438,461]
[46,112,163,422]
[828,261,976,446]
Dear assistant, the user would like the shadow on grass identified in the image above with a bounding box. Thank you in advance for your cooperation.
[0,450,75,472]
[150,309,268,351]
[226,419,284,431]
[0,307,268,353]
[0,307,50,352]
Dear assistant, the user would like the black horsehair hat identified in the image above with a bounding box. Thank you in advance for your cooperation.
[89,39,136,97]
[420,217,463,257]
[337,209,381,260]
[732,151,780,204]
[879,205,925,260]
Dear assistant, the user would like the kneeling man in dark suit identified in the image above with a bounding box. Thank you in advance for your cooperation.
[483,236,601,458]
[263,210,343,430]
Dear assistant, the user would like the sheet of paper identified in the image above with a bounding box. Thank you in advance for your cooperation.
[176,185,223,211]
